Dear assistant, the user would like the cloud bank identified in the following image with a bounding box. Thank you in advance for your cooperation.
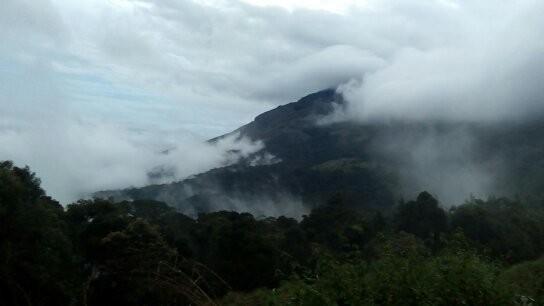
[338,0,544,122]
[0,116,263,204]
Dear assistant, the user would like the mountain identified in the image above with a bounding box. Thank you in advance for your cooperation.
[96,89,544,217]
[96,89,397,216]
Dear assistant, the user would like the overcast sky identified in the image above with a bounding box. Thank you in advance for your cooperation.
[1,0,373,138]
[1,0,543,202]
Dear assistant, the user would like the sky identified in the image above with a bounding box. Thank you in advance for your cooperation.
[1,0,543,203]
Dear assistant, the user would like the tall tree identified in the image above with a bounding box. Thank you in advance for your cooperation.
[394,192,448,243]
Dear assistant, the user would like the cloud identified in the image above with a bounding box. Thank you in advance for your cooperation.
[338,0,544,123]
[0,0,67,45]
[174,188,308,220]
[240,0,363,14]
[51,0,389,107]
[0,116,263,204]
[7,0,544,127]
[253,45,385,101]
[366,124,501,206]
[0,49,264,204]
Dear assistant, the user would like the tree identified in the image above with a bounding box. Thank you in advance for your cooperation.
[394,192,447,243]
[88,218,180,305]
[450,197,544,262]
[193,211,284,291]
[301,193,374,252]
[0,161,79,306]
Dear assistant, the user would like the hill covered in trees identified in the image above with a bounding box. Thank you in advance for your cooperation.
[98,89,544,217]
[1,161,544,305]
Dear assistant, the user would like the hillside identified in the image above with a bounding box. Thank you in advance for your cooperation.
[96,89,544,216]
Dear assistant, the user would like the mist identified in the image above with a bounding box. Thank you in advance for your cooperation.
[0,120,264,204]
[176,190,308,220]
[339,1,544,122]
[325,1,544,205]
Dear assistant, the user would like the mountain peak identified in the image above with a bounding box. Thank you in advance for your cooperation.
[254,88,342,124]
[208,89,342,144]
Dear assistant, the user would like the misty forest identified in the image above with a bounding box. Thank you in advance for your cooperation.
[2,0,544,305]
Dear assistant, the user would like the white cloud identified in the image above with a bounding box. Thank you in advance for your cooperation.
[239,0,364,14]
[0,116,263,203]
[338,0,544,123]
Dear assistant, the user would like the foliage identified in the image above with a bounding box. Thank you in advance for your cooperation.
[0,161,79,306]
[222,233,510,306]
[498,256,544,304]
[450,197,544,263]
[300,193,375,252]
[1,161,544,305]
[394,191,448,244]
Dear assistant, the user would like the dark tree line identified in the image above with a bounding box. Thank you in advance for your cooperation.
[1,161,543,305]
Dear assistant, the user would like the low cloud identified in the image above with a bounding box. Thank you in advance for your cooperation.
[366,124,502,206]
[180,191,308,220]
[0,120,263,204]
[338,1,544,123]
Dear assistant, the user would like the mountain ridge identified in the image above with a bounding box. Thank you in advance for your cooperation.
[95,88,397,216]
[96,89,544,217]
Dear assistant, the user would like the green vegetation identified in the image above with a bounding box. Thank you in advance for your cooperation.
[1,161,544,305]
